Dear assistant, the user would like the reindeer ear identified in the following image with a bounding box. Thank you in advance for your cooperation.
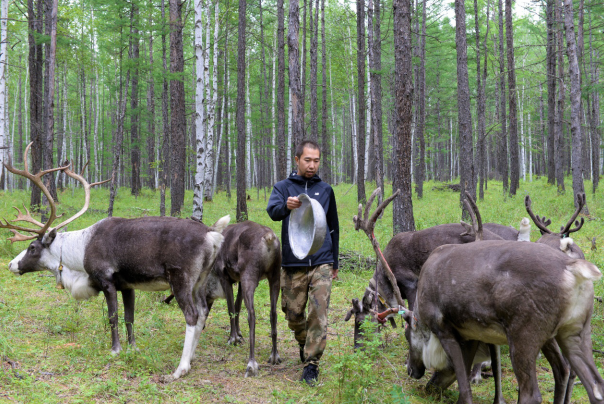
[42,229,57,247]
[460,221,473,236]
[345,309,353,322]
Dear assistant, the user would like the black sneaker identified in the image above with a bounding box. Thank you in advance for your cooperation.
[301,363,319,386]
[299,344,306,363]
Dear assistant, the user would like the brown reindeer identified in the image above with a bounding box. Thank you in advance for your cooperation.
[402,194,603,404]
[199,221,282,377]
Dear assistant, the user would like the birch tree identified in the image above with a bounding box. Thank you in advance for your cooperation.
[192,0,207,220]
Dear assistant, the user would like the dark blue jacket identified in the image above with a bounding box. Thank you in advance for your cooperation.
[266,172,339,269]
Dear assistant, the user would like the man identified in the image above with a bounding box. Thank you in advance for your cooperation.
[266,140,339,386]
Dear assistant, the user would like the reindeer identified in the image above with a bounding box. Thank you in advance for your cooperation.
[4,144,230,381]
[402,194,603,404]
[347,189,527,330]
[195,221,282,377]
[525,193,586,259]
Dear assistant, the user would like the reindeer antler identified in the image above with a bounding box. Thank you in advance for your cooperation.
[52,162,111,232]
[525,195,553,235]
[0,142,70,242]
[460,191,483,241]
[353,188,406,309]
[560,193,585,236]
[525,194,585,237]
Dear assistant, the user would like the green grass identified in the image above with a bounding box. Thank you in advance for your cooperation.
[0,177,603,403]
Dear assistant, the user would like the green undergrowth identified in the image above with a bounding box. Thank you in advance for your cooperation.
[0,177,603,403]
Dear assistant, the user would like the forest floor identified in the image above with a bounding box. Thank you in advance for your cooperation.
[1,177,604,403]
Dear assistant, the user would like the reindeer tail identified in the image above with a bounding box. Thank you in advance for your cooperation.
[211,215,231,234]
[567,260,602,282]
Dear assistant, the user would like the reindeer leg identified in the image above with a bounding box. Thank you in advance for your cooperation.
[433,330,475,404]
[488,344,505,404]
[223,277,242,345]
[165,270,201,382]
[121,289,137,351]
[100,283,122,355]
[190,286,212,360]
[507,337,542,404]
[541,339,570,404]
[241,276,260,377]
[267,269,281,365]
[557,331,604,404]
[234,282,244,342]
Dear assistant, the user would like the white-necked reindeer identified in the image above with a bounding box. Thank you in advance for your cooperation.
[4,143,229,381]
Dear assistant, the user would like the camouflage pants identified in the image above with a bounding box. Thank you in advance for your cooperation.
[281,264,333,367]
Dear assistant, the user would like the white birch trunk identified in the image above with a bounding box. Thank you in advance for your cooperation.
[203,0,215,200]
[192,0,207,220]
[271,31,277,184]
[0,0,8,185]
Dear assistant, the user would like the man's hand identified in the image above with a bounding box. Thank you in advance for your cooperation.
[332,268,338,280]
[287,196,302,210]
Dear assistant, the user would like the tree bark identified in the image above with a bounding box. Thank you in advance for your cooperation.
[455,0,475,218]
[546,0,556,184]
[415,0,426,198]
[563,0,588,212]
[555,0,565,192]
[356,0,366,204]
[38,0,58,206]
[289,0,304,148]
[474,0,489,200]
[236,0,248,221]
[587,7,600,193]
[506,0,519,195]
[130,3,141,197]
[0,0,7,190]
[368,0,384,199]
[29,0,44,209]
[160,0,170,216]
[392,0,415,234]
[497,0,508,192]
[146,1,156,190]
[309,0,319,142]
[276,0,287,179]
[108,16,133,217]
[169,0,186,216]
[320,0,330,184]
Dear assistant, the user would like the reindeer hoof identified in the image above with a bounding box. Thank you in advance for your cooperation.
[110,347,122,355]
[166,364,190,382]
[245,360,259,377]
[227,335,244,345]
[268,352,282,365]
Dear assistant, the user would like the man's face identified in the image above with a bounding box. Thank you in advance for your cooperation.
[295,147,321,178]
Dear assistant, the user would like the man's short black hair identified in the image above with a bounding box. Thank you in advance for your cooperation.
[295,140,321,159]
